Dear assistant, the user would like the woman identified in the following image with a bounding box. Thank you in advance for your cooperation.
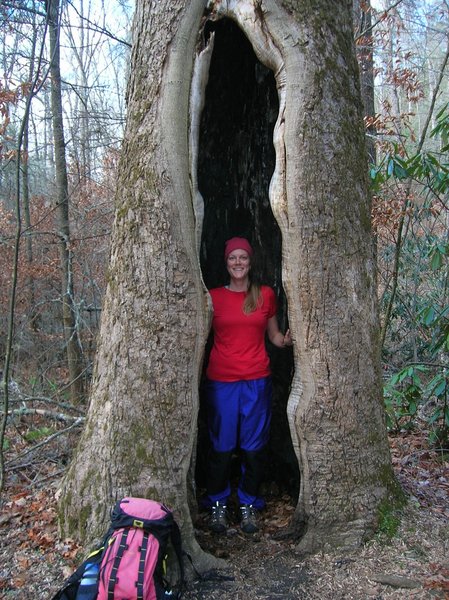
[205,237,292,534]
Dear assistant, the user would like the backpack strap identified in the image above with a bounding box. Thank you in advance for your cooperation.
[136,531,150,600]
[107,529,129,600]
[170,520,185,595]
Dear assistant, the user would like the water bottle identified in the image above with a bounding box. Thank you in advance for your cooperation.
[75,561,100,600]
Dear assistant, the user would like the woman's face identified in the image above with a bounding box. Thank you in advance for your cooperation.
[226,249,251,283]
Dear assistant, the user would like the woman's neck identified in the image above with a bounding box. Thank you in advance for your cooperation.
[227,278,249,292]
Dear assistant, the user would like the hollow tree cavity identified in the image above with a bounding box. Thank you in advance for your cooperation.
[190,16,297,496]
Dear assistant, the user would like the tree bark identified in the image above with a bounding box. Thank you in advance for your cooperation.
[59,0,400,565]
[58,0,219,572]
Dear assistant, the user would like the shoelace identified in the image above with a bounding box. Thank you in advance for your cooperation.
[241,505,256,519]
[211,504,227,520]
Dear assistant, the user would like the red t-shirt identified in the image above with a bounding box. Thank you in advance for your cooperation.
[206,285,277,382]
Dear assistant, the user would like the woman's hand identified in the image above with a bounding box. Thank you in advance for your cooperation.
[283,329,293,347]
[267,317,293,348]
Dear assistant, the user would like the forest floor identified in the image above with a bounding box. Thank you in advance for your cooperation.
[0,423,448,599]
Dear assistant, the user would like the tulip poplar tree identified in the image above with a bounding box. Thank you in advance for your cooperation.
[59,0,400,569]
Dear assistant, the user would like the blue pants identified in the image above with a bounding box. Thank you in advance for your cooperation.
[206,377,272,509]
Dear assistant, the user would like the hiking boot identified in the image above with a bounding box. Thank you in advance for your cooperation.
[209,501,228,533]
[240,504,259,534]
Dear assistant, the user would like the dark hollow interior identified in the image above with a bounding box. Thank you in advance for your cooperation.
[196,18,298,501]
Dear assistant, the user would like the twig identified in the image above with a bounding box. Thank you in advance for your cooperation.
[7,408,85,423]
[6,395,85,416]
[17,470,34,484]
[5,418,84,467]
[401,362,449,370]
[354,0,405,42]
[8,460,44,472]
[33,468,68,486]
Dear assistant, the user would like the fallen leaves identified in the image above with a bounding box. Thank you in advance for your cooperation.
[390,430,449,519]
[0,427,447,599]
[423,563,449,594]
[0,486,82,598]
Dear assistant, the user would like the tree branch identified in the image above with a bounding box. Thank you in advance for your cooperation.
[7,408,85,423]
[355,0,405,43]
[65,0,132,48]
[5,418,84,467]
[7,395,85,415]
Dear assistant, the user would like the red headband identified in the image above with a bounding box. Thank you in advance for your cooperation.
[224,237,253,260]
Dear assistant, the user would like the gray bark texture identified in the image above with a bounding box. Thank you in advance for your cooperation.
[58,0,217,572]
[58,0,400,567]
[274,0,400,551]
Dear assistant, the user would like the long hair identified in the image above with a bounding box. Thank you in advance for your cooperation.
[243,278,263,314]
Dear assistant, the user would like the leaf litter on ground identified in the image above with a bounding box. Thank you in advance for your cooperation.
[0,421,448,599]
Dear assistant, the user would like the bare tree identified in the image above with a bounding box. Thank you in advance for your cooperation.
[46,0,84,402]
[354,0,376,163]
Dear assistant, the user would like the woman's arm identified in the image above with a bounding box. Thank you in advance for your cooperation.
[267,315,293,348]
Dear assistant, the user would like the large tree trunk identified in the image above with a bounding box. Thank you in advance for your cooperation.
[59,0,400,567]
[58,0,218,572]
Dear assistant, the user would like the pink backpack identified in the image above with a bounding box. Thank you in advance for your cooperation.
[96,497,183,600]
